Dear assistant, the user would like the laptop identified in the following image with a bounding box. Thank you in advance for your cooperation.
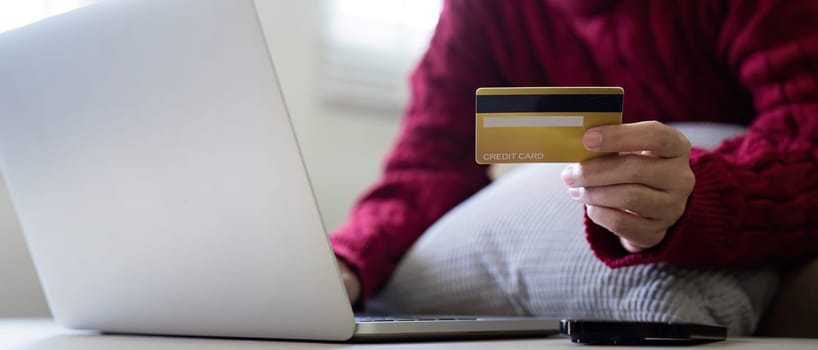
[0,0,558,341]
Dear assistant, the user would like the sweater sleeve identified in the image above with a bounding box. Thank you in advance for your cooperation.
[329,1,501,301]
[587,0,818,269]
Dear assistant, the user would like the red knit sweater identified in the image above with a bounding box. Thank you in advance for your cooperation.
[330,0,818,301]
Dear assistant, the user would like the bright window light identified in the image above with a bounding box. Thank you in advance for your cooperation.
[337,0,441,30]
[0,0,92,33]
[331,0,441,51]
[322,0,442,112]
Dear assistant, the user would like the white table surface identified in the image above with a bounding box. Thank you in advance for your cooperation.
[3,318,818,350]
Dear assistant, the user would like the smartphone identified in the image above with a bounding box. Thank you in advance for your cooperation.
[560,320,727,345]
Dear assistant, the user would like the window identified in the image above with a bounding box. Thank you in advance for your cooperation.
[0,0,93,33]
[1,0,442,114]
[321,0,442,113]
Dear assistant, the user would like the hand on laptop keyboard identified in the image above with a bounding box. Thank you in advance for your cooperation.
[337,259,361,304]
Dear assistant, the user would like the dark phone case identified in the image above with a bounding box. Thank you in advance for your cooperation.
[560,320,727,345]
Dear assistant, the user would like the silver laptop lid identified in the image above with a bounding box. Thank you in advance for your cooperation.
[0,0,355,341]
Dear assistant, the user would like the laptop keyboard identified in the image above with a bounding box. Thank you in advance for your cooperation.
[355,316,479,322]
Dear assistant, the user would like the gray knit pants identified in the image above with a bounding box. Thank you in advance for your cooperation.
[370,123,778,336]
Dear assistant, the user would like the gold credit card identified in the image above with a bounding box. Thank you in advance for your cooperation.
[475,87,624,164]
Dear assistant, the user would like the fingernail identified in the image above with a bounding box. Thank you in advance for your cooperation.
[583,130,603,149]
[568,187,584,200]
[561,165,578,185]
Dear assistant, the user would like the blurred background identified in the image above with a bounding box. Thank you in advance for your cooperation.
[0,0,441,317]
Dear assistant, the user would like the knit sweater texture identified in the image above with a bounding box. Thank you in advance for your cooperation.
[330,0,818,301]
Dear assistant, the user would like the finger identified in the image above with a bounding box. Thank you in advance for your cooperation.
[569,184,674,220]
[620,236,652,253]
[586,204,666,250]
[583,121,691,158]
[563,154,686,190]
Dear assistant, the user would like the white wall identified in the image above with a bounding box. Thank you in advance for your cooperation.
[0,0,403,317]
[255,0,401,230]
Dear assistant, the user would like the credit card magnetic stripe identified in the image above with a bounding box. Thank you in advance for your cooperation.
[475,94,624,113]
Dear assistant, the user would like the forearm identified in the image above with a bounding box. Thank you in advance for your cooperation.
[586,0,818,269]
[331,166,489,301]
[329,0,503,301]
